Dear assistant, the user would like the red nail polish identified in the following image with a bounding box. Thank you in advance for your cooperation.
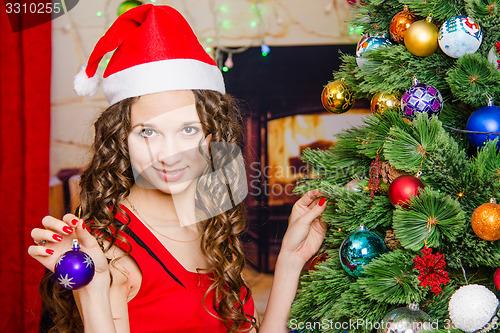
[71,219,78,226]
[81,220,85,229]
[52,234,63,242]
[318,197,326,207]
[46,249,54,255]
[62,226,73,234]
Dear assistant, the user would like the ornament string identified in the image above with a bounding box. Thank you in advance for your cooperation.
[457,258,469,285]
[417,141,427,174]
[76,206,82,244]
[441,124,500,137]
[427,0,442,20]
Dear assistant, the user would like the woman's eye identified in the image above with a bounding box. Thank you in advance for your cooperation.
[182,126,200,135]
[139,128,158,138]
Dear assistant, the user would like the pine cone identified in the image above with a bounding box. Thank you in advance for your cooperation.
[384,230,403,250]
[381,162,405,184]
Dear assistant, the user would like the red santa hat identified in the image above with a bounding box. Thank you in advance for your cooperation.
[74,4,225,105]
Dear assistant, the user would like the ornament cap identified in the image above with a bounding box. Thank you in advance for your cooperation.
[491,197,497,204]
[357,225,367,231]
[426,16,433,22]
[412,76,420,85]
[408,303,420,311]
[487,94,494,107]
[416,171,423,178]
[72,239,80,251]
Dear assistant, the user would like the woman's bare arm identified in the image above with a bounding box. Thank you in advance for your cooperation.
[259,189,327,332]
[29,215,133,333]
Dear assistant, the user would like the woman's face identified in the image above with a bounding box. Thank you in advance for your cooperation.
[127,90,210,194]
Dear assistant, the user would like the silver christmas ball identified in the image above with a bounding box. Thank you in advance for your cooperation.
[378,303,434,333]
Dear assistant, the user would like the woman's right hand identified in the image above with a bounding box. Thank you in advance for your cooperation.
[28,214,110,277]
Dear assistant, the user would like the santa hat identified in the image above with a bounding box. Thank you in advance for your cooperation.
[74,4,225,105]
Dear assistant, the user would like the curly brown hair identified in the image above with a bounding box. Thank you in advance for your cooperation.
[40,90,257,332]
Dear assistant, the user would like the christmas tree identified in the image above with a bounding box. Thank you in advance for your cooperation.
[289,0,500,332]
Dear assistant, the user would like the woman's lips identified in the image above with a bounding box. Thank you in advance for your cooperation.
[155,167,187,182]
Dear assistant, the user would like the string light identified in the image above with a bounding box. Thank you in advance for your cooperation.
[325,0,333,12]
[221,20,231,29]
[348,25,364,35]
[254,0,270,57]
[261,44,270,56]
[224,53,234,69]
[72,0,358,76]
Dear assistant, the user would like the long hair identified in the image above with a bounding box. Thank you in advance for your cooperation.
[39,90,257,332]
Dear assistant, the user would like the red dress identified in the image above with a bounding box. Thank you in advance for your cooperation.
[115,205,255,333]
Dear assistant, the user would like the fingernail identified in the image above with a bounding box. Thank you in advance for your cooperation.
[62,226,73,234]
[52,234,63,242]
[81,220,85,229]
[318,197,326,207]
[71,219,78,226]
[46,249,54,255]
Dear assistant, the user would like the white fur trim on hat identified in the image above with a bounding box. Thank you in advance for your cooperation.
[103,59,226,105]
[73,65,101,97]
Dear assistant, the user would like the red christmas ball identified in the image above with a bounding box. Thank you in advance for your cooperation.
[494,268,500,290]
[388,175,424,207]
[310,253,328,270]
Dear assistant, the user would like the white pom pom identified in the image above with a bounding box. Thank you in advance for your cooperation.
[449,284,499,332]
[73,66,100,97]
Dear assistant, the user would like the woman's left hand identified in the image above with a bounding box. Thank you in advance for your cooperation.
[279,189,328,267]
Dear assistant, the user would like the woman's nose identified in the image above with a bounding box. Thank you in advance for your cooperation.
[156,137,184,166]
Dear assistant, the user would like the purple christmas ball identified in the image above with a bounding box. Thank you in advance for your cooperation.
[401,78,443,119]
[54,240,95,290]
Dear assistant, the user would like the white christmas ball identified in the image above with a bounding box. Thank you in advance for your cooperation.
[488,42,500,70]
[438,16,482,58]
[448,284,499,332]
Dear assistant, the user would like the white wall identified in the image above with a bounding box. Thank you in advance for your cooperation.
[50,0,359,176]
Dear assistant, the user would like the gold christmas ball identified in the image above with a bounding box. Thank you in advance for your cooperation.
[390,7,420,44]
[321,80,355,114]
[404,18,439,57]
[370,92,401,115]
[471,202,500,241]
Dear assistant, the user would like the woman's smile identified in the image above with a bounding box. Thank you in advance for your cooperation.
[154,166,188,182]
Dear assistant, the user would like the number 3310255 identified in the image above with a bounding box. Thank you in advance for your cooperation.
[5,2,62,14]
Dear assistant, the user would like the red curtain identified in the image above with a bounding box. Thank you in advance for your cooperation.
[0,6,51,333]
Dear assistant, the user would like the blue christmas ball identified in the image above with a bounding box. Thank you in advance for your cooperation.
[54,240,95,290]
[438,16,482,58]
[466,105,500,148]
[356,35,392,69]
[401,78,443,119]
[339,227,387,277]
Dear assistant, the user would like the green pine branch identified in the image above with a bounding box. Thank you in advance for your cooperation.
[446,53,500,107]
[324,186,394,234]
[393,187,465,250]
[359,249,427,304]
[404,0,466,22]
[289,259,353,325]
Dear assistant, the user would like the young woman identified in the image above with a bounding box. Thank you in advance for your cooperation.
[28,5,327,333]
